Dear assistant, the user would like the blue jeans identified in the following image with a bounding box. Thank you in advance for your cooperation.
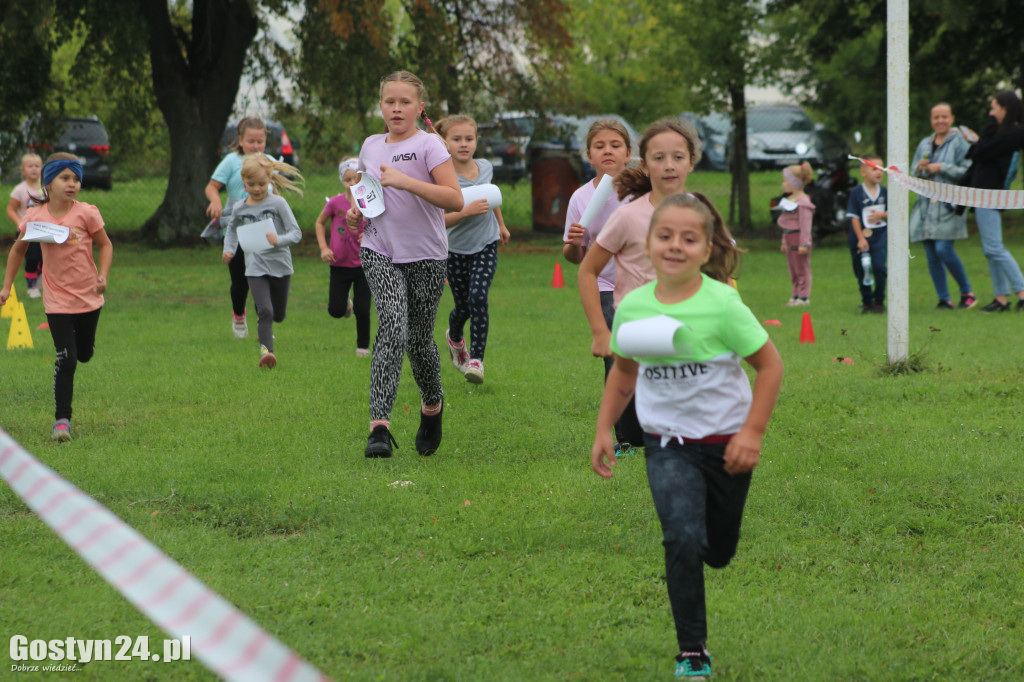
[975,208,1024,296]
[644,435,752,650]
[922,240,971,303]
[850,241,887,306]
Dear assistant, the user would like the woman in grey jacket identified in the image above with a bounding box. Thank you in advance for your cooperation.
[909,102,977,309]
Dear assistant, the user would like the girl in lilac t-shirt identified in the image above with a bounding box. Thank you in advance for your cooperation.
[315,158,371,356]
[345,71,463,459]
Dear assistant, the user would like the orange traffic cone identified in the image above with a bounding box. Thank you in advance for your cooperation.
[552,262,565,288]
[799,312,815,344]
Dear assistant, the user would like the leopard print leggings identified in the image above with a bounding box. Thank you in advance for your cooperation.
[361,249,446,421]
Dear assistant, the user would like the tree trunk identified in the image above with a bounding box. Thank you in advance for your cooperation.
[728,81,752,234]
[140,1,259,244]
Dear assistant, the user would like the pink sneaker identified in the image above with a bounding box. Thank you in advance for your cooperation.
[445,329,469,372]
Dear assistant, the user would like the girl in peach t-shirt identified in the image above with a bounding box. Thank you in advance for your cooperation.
[1,153,113,443]
[578,119,702,359]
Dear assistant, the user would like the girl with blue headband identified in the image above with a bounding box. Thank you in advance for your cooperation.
[1,152,114,442]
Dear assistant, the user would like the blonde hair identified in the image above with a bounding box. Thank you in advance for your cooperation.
[784,162,814,187]
[240,154,304,196]
[435,115,477,141]
[616,118,702,201]
[233,117,267,155]
[648,192,743,284]
[20,152,42,169]
[379,71,438,135]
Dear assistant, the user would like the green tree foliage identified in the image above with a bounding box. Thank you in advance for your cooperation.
[769,0,1023,158]
[554,0,693,125]
[0,1,55,174]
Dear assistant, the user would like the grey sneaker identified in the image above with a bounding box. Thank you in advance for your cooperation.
[232,314,248,339]
[51,419,72,443]
[463,359,484,384]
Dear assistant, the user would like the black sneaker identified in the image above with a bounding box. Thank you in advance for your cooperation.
[981,299,1010,312]
[872,302,885,314]
[415,403,443,456]
[365,425,397,458]
[674,647,712,679]
[1017,299,1024,312]
[958,293,977,309]
[935,300,955,310]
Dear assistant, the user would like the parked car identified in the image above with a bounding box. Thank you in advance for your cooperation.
[218,119,299,167]
[30,117,113,190]
[731,104,848,170]
[525,113,639,182]
[478,112,536,184]
[679,111,730,171]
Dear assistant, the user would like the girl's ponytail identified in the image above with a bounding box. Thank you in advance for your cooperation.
[240,154,305,196]
[421,110,439,136]
[691,191,743,284]
[615,166,652,201]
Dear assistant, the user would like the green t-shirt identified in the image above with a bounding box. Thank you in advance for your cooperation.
[611,275,769,440]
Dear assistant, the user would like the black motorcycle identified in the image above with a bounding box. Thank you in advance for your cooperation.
[769,155,857,243]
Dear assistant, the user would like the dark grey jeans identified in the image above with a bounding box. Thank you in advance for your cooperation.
[644,434,752,651]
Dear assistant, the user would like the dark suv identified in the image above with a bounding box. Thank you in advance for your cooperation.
[219,119,298,167]
[31,117,113,190]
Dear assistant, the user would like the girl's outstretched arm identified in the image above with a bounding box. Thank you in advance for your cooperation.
[315,208,336,263]
[6,198,21,229]
[379,158,463,212]
[93,228,113,294]
[725,339,783,475]
[578,244,615,357]
[204,180,226,218]
[0,241,30,305]
[591,355,639,478]
[495,207,510,244]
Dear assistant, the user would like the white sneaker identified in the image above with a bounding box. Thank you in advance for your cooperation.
[463,359,484,384]
[233,314,248,339]
[27,285,42,299]
[344,298,354,318]
[445,329,469,372]
[355,348,370,357]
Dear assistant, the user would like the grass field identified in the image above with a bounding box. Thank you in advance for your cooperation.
[3,222,1024,680]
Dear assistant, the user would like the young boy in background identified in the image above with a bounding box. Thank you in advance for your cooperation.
[847,154,889,313]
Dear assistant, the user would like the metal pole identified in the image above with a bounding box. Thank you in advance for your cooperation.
[886,0,910,362]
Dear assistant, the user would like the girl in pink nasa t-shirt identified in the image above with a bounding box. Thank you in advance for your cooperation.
[345,71,463,459]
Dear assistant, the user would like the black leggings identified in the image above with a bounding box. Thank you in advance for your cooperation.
[601,290,644,447]
[361,249,446,422]
[46,307,102,422]
[328,265,372,350]
[446,241,498,361]
[228,245,249,317]
[24,242,42,282]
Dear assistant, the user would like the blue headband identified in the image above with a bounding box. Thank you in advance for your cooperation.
[43,160,84,187]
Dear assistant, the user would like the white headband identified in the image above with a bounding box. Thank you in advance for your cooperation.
[783,168,805,190]
[338,159,359,181]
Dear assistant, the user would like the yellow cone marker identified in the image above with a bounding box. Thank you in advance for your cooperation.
[7,301,33,350]
[0,285,18,319]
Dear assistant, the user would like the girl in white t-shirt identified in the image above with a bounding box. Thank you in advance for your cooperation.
[561,119,641,452]
[6,153,43,297]
[592,193,782,680]
[346,71,463,459]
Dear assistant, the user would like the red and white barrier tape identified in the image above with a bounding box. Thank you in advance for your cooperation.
[850,155,1024,210]
[0,427,331,682]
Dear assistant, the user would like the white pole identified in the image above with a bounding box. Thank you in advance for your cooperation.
[886,0,910,361]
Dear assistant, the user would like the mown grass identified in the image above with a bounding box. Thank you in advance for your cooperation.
[2,223,1024,680]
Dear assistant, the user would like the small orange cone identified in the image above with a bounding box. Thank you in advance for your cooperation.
[552,262,565,288]
[799,312,815,344]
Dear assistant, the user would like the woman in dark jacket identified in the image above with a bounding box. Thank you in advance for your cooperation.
[968,91,1024,311]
